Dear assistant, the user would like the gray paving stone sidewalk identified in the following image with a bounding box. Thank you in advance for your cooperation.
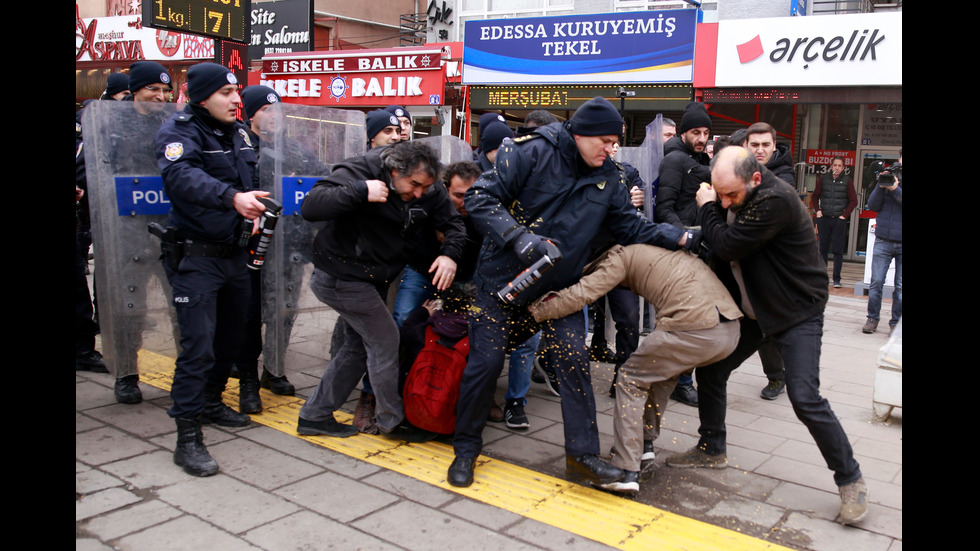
[77,286,901,550]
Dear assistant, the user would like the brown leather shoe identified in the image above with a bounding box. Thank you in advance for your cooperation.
[353,392,376,432]
[862,317,879,334]
[487,403,505,423]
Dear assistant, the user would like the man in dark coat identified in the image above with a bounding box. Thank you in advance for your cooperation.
[670,146,868,526]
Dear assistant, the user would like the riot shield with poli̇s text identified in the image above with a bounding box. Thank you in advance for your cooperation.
[256,103,365,377]
[82,100,180,377]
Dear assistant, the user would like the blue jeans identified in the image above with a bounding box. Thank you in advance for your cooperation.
[393,267,435,328]
[867,238,902,327]
[506,332,541,404]
[695,315,862,486]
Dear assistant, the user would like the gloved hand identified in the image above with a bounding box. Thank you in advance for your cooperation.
[512,231,558,266]
[682,228,704,253]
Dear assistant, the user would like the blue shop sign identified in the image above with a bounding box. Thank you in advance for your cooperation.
[463,10,697,85]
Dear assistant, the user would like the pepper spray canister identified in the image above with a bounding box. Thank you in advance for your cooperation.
[246,197,283,271]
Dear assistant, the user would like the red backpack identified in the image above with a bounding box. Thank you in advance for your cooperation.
[402,326,470,435]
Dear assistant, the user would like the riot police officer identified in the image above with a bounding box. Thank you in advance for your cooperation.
[155,63,269,477]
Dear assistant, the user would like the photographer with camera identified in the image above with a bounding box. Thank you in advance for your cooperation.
[810,156,858,288]
[863,150,902,334]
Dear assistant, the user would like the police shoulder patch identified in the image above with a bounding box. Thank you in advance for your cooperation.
[164,142,184,161]
[239,128,252,147]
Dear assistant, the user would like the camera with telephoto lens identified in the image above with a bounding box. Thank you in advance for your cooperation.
[869,160,902,186]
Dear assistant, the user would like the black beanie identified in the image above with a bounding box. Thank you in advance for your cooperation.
[479,122,514,153]
[479,112,507,134]
[105,73,130,96]
[385,104,409,119]
[241,85,281,119]
[128,61,171,93]
[568,97,623,137]
[679,102,712,134]
[366,110,400,141]
[187,63,238,104]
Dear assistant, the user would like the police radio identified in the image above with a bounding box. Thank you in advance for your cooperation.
[497,241,562,303]
[246,197,283,271]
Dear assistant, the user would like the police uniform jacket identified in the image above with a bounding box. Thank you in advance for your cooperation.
[156,104,257,244]
[655,135,712,228]
[301,146,466,286]
[697,168,828,336]
[464,121,684,306]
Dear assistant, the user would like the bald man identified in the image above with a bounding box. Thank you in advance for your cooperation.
[668,147,868,525]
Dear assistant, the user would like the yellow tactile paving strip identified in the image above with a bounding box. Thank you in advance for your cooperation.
[139,349,791,551]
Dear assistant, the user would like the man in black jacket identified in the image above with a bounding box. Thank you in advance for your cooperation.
[743,122,796,401]
[669,146,868,526]
[297,140,465,441]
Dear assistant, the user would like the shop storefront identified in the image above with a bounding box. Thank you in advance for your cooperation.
[75,10,216,108]
[461,9,699,146]
[254,45,458,140]
[695,12,902,261]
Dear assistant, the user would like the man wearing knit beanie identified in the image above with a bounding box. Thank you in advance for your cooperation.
[448,96,697,492]
[127,61,173,103]
[654,101,713,408]
[384,104,413,140]
[241,85,281,137]
[102,73,130,100]
[366,110,401,149]
[154,61,270,477]
[476,121,513,171]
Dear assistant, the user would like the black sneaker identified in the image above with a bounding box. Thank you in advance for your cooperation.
[609,440,656,470]
[533,356,560,398]
[566,454,624,485]
[598,470,640,495]
[297,415,358,437]
[504,399,530,429]
[760,379,786,400]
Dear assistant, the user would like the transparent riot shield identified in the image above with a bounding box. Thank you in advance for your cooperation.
[417,135,474,166]
[82,100,180,377]
[616,115,665,222]
[257,104,365,377]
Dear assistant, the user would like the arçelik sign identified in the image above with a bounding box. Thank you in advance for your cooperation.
[713,12,902,87]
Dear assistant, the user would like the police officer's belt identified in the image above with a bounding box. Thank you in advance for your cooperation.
[181,239,239,258]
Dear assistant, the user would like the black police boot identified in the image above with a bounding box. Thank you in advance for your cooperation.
[566,454,625,485]
[261,368,296,396]
[173,417,219,477]
[239,376,263,414]
[114,375,143,404]
[199,385,251,427]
